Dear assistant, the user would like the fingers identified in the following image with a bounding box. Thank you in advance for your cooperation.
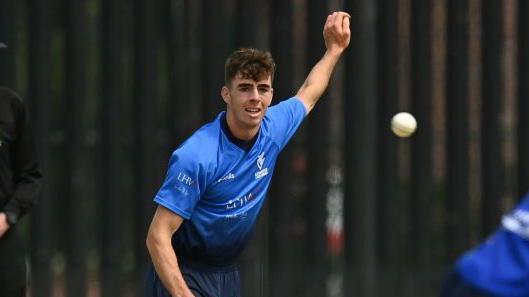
[342,14,350,34]
[326,12,350,34]
[323,11,351,51]
[329,12,351,22]
[325,14,333,28]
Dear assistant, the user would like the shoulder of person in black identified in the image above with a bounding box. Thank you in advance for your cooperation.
[0,86,25,121]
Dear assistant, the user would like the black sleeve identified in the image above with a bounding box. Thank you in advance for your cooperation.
[3,96,42,223]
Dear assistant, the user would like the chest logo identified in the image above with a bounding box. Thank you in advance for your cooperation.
[255,152,268,179]
[257,152,265,170]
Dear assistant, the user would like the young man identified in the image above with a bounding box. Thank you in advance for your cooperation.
[146,12,351,297]
[0,43,43,297]
[441,191,529,297]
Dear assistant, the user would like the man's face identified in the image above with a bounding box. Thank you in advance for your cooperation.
[221,73,273,131]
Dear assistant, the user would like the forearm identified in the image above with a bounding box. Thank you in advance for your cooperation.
[3,169,42,222]
[147,234,193,297]
[296,50,342,112]
[7,105,43,221]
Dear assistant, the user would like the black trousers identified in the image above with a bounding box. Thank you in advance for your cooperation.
[0,226,27,297]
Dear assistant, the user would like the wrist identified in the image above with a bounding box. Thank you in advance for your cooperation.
[325,48,344,57]
[3,211,17,226]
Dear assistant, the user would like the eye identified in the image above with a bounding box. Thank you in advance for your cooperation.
[239,87,250,92]
[258,87,270,94]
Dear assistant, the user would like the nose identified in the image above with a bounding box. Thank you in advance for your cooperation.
[250,87,260,101]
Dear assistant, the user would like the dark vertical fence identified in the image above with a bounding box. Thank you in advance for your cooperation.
[235,0,259,47]
[166,0,196,146]
[518,1,529,198]
[305,2,328,297]
[28,0,52,295]
[445,0,471,261]
[176,0,203,138]
[481,0,503,236]
[63,0,89,295]
[201,0,232,120]
[376,0,399,293]
[133,0,159,290]
[344,0,378,296]
[99,0,127,295]
[410,0,435,292]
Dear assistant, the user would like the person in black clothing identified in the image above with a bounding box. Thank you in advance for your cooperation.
[0,42,42,296]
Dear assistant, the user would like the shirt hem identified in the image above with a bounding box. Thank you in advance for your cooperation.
[154,196,192,220]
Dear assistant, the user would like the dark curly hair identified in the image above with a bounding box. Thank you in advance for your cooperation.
[224,48,276,86]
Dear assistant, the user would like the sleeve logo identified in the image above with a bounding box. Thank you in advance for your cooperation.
[177,172,195,186]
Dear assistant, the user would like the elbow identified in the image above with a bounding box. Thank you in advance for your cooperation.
[146,226,159,254]
[146,224,170,255]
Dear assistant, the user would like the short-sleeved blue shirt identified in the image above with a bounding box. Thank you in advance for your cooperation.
[456,192,529,296]
[154,97,307,266]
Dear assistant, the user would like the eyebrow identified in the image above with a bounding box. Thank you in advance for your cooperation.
[257,84,271,89]
[236,83,271,89]
[236,83,254,88]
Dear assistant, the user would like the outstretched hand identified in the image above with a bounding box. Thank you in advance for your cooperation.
[323,12,351,55]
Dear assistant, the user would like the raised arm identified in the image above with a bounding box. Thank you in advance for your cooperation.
[296,11,351,113]
[146,206,195,297]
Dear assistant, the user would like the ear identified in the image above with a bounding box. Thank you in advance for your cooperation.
[221,86,230,104]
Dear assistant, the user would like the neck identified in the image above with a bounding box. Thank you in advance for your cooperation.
[225,113,259,141]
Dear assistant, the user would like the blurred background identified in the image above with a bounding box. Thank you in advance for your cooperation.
[0,0,528,296]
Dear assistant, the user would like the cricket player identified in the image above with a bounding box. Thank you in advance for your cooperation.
[146,11,351,297]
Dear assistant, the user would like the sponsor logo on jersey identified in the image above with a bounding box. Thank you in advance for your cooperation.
[225,212,248,220]
[255,152,268,179]
[175,184,190,196]
[177,172,194,186]
[226,192,254,210]
[217,172,235,183]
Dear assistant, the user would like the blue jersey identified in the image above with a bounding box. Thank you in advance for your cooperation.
[457,192,529,296]
[154,97,306,266]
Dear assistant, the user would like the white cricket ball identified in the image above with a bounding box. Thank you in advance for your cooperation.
[391,112,417,137]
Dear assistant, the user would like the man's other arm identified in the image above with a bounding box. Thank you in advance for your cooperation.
[146,206,195,297]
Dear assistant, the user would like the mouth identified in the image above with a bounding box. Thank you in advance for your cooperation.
[245,107,261,116]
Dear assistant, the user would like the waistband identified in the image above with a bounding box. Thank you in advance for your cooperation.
[177,256,238,273]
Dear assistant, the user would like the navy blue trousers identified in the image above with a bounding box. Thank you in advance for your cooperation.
[146,262,241,297]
